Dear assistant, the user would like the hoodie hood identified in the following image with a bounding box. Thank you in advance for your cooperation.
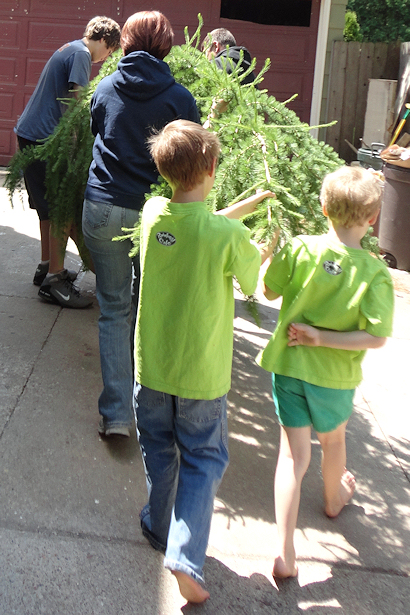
[215,46,253,70]
[86,49,199,211]
[214,46,256,85]
[113,50,175,101]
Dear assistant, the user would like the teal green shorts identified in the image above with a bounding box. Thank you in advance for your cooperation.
[272,374,354,433]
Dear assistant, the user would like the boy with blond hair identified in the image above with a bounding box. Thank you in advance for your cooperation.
[257,165,394,579]
[134,119,275,603]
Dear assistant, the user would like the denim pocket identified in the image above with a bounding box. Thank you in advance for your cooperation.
[83,199,114,230]
[178,396,223,423]
[135,384,165,409]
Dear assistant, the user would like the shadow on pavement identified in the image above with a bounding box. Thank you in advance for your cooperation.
[1,216,409,613]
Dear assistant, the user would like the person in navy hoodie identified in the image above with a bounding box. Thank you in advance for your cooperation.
[82,11,200,438]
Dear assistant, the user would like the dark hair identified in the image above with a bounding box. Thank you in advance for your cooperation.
[83,16,121,51]
[121,11,174,59]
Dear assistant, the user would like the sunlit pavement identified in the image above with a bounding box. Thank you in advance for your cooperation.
[1,173,409,614]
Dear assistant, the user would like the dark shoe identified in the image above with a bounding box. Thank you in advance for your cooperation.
[98,417,130,437]
[139,506,167,554]
[33,262,78,286]
[38,269,93,309]
[141,520,166,554]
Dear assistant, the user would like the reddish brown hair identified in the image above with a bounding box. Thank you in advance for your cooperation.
[120,11,174,59]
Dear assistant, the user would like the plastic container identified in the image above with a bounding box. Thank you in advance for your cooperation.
[379,163,410,270]
[357,142,384,171]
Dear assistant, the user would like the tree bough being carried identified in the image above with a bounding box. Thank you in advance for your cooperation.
[6,15,350,276]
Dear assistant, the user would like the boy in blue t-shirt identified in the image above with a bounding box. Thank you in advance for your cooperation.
[15,16,121,308]
[257,166,394,579]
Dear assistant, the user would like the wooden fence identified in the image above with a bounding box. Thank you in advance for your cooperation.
[325,41,401,163]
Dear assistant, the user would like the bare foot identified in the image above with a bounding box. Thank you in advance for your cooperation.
[325,469,356,518]
[272,555,298,579]
[171,570,210,603]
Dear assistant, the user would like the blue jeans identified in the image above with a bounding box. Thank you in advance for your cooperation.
[134,384,229,583]
[82,199,140,429]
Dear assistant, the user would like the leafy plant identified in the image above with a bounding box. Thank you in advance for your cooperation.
[135,18,343,252]
[347,0,410,42]
[344,10,363,41]
[6,15,346,270]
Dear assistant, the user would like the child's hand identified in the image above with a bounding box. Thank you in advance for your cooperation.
[203,98,229,128]
[288,322,320,347]
[255,188,275,203]
[218,190,275,219]
[211,98,229,116]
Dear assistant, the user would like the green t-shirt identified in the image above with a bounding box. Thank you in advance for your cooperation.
[257,234,394,389]
[135,196,261,399]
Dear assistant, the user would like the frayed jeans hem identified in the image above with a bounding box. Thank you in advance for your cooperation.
[164,558,204,584]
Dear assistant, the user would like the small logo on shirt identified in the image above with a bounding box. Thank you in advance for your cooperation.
[323,261,343,275]
[156,232,176,246]
[58,43,71,53]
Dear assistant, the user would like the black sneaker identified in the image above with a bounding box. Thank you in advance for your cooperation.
[38,270,93,309]
[33,262,78,286]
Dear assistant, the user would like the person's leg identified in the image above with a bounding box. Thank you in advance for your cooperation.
[17,137,83,294]
[273,425,311,578]
[316,421,355,518]
[47,221,94,275]
[39,220,50,262]
[17,137,50,273]
[38,220,92,308]
[134,384,179,549]
[164,395,229,603]
[82,199,139,430]
[271,374,313,578]
[48,222,69,274]
[304,384,355,518]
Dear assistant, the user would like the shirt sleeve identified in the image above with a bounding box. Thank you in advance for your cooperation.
[228,229,261,296]
[360,268,395,337]
[68,50,91,88]
[263,241,293,296]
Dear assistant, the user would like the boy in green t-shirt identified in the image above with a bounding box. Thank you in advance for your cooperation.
[257,166,394,579]
[134,119,276,603]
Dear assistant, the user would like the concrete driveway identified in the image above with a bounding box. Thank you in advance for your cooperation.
[1,178,409,614]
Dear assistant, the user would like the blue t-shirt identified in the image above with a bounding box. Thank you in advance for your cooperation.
[16,39,91,142]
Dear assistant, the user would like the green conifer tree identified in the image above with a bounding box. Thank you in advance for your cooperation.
[6,16,347,270]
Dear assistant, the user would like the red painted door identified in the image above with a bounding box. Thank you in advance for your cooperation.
[0,0,320,165]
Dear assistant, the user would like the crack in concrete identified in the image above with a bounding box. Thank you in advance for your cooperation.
[0,310,62,441]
